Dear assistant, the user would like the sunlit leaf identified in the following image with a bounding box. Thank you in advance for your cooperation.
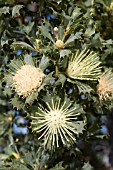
[0,6,9,16]
[11,41,35,51]
[12,5,23,17]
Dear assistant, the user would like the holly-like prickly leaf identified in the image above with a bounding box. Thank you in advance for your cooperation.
[82,162,93,170]
[39,25,54,43]
[24,54,34,66]
[39,55,50,71]
[11,41,35,51]
[60,49,71,58]
[67,79,93,94]
[12,5,23,17]
[22,21,34,34]
[43,72,54,85]
[49,162,65,170]
[71,6,82,20]
[55,74,66,87]
[0,6,9,16]
[10,97,25,110]
[25,91,38,105]
[65,33,80,46]
[74,121,86,134]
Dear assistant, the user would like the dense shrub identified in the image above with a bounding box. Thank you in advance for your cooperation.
[0,0,113,169]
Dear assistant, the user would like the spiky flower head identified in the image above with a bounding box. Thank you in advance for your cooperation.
[4,55,45,99]
[97,69,113,100]
[31,98,85,150]
[13,65,45,97]
[66,49,101,80]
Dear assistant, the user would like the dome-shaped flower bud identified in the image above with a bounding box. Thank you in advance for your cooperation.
[55,40,64,49]
[54,27,59,33]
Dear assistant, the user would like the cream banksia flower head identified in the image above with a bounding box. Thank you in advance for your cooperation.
[66,48,101,80]
[13,65,45,97]
[31,98,85,150]
[5,55,45,99]
[97,69,113,100]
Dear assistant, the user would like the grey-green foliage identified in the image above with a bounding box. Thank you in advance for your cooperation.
[0,0,113,169]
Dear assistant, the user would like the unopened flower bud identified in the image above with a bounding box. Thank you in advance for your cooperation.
[54,27,59,33]
[54,27,59,40]
[55,40,64,49]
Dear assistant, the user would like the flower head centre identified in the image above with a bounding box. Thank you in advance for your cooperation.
[47,109,66,132]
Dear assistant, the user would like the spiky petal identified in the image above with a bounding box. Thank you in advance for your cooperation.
[66,49,101,80]
[97,69,113,100]
[31,99,81,150]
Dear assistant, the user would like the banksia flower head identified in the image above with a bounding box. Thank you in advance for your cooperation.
[13,65,45,97]
[97,69,113,100]
[4,55,45,99]
[31,98,83,150]
[66,49,101,80]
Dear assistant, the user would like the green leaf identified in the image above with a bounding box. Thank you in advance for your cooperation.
[1,30,9,47]
[74,120,86,134]
[59,25,64,40]
[0,6,9,16]
[71,6,82,20]
[24,54,34,66]
[53,0,62,4]
[0,154,9,161]
[43,72,54,85]
[67,79,93,93]
[65,34,79,46]
[23,153,34,168]
[11,41,35,51]
[39,55,50,71]
[96,0,111,7]
[40,25,54,42]
[11,161,29,170]
[60,49,71,57]
[75,81,93,94]
[10,97,25,109]
[85,26,95,36]
[82,162,93,170]
[49,162,65,170]
[25,91,38,105]
[3,86,12,96]
[55,74,66,87]
[12,5,23,17]
[22,21,34,34]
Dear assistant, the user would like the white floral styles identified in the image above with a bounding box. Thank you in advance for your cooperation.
[66,49,101,80]
[31,99,81,149]
[97,69,113,100]
[4,55,46,101]
[13,65,45,97]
